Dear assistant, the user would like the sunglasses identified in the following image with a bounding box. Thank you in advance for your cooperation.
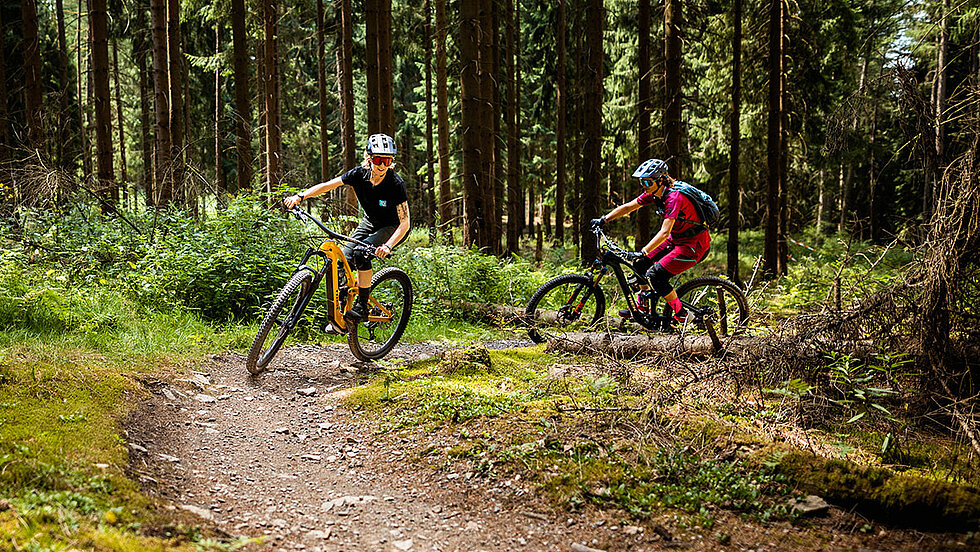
[371,156,394,167]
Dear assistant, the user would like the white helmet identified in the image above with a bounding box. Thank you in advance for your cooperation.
[365,133,397,156]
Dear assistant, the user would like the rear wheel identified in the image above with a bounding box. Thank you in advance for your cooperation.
[347,267,413,361]
[525,274,606,344]
[665,276,749,337]
[246,270,313,375]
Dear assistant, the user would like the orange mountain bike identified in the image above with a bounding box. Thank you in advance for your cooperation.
[246,207,413,373]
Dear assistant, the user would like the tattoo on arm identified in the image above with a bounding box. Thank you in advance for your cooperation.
[397,202,410,223]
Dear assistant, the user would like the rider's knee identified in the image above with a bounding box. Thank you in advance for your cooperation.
[645,263,674,297]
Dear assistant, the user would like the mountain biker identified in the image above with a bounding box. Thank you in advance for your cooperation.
[283,133,411,324]
[590,158,709,328]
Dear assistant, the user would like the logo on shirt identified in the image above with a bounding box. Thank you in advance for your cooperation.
[379,200,387,207]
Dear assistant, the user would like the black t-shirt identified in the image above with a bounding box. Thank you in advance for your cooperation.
[340,166,409,227]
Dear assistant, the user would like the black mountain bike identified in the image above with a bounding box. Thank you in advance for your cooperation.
[525,227,749,344]
[246,207,413,374]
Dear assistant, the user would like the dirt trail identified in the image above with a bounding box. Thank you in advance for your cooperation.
[125,342,633,552]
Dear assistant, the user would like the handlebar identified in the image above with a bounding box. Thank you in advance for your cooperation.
[287,207,388,259]
[592,226,631,259]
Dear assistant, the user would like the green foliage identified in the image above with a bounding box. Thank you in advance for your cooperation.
[826,352,914,424]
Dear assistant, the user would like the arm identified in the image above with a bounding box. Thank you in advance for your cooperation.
[376,201,411,258]
[640,217,675,255]
[283,175,345,208]
[601,199,642,223]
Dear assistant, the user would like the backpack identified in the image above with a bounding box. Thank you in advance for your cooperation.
[671,182,720,237]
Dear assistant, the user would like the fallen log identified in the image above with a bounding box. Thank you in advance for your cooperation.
[543,331,760,358]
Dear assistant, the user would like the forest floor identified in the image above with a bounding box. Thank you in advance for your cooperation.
[124,342,975,552]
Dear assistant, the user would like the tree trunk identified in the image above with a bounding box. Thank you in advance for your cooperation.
[255,37,266,189]
[763,0,783,278]
[167,0,185,202]
[113,39,128,191]
[424,0,436,233]
[554,0,566,247]
[56,0,73,169]
[506,0,520,253]
[933,0,949,211]
[492,0,503,255]
[365,0,380,134]
[479,0,497,252]
[135,1,154,206]
[635,0,650,250]
[580,0,603,265]
[726,0,742,285]
[22,0,46,155]
[149,0,172,205]
[378,0,394,134]
[215,23,226,201]
[78,0,92,183]
[663,0,682,175]
[231,0,252,194]
[460,0,483,247]
[91,0,115,205]
[263,0,283,196]
[336,0,357,212]
[0,6,11,169]
[317,0,330,183]
[436,0,452,235]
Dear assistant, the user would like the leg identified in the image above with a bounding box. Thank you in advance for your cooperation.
[345,224,398,323]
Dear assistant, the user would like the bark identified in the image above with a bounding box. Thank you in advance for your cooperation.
[365,0,380,133]
[215,23,226,199]
[113,39,128,189]
[763,0,783,278]
[91,0,115,204]
[726,0,742,285]
[378,0,394,134]
[317,0,330,183]
[22,0,46,154]
[436,0,451,234]
[167,0,185,200]
[336,0,357,212]
[492,0,503,255]
[424,0,436,232]
[79,0,92,182]
[479,0,497,252]
[255,37,265,188]
[554,0,566,247]
[635,0,650,250]
[56,0,72,168]
[135,2,154,205]
[263,0,283,195]
[231,0,252,193]
[149,0,172,205]
[460,0,483,246]
[663,0,682,174]
[506,0,520,253]
[0,7,11,168]
[544,332,746,359]
[934,0,949,182]
[580,0,603,265]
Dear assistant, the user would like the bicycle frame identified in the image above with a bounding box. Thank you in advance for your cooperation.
[588,229,663,327]
[289,208,395,332]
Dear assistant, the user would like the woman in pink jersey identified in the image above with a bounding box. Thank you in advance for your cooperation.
[590,159,710,327]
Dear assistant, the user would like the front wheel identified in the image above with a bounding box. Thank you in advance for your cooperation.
[347,267,413,361]
[246,270,313,375]
[525,273,606,344]
[666,276,749,337]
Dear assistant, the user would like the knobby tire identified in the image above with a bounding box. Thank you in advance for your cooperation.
[525,273,606,344]
[347,267,413,361]
[246,270,313,375]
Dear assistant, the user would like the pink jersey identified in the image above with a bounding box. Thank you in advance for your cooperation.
[635,190,702,239]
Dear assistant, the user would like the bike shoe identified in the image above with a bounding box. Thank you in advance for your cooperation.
[618,309,632,319]
[344,302,367,323]
[674,309,695,324]
[324,322,343,335]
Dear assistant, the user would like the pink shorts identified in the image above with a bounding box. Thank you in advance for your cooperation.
[647,232,711,275]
